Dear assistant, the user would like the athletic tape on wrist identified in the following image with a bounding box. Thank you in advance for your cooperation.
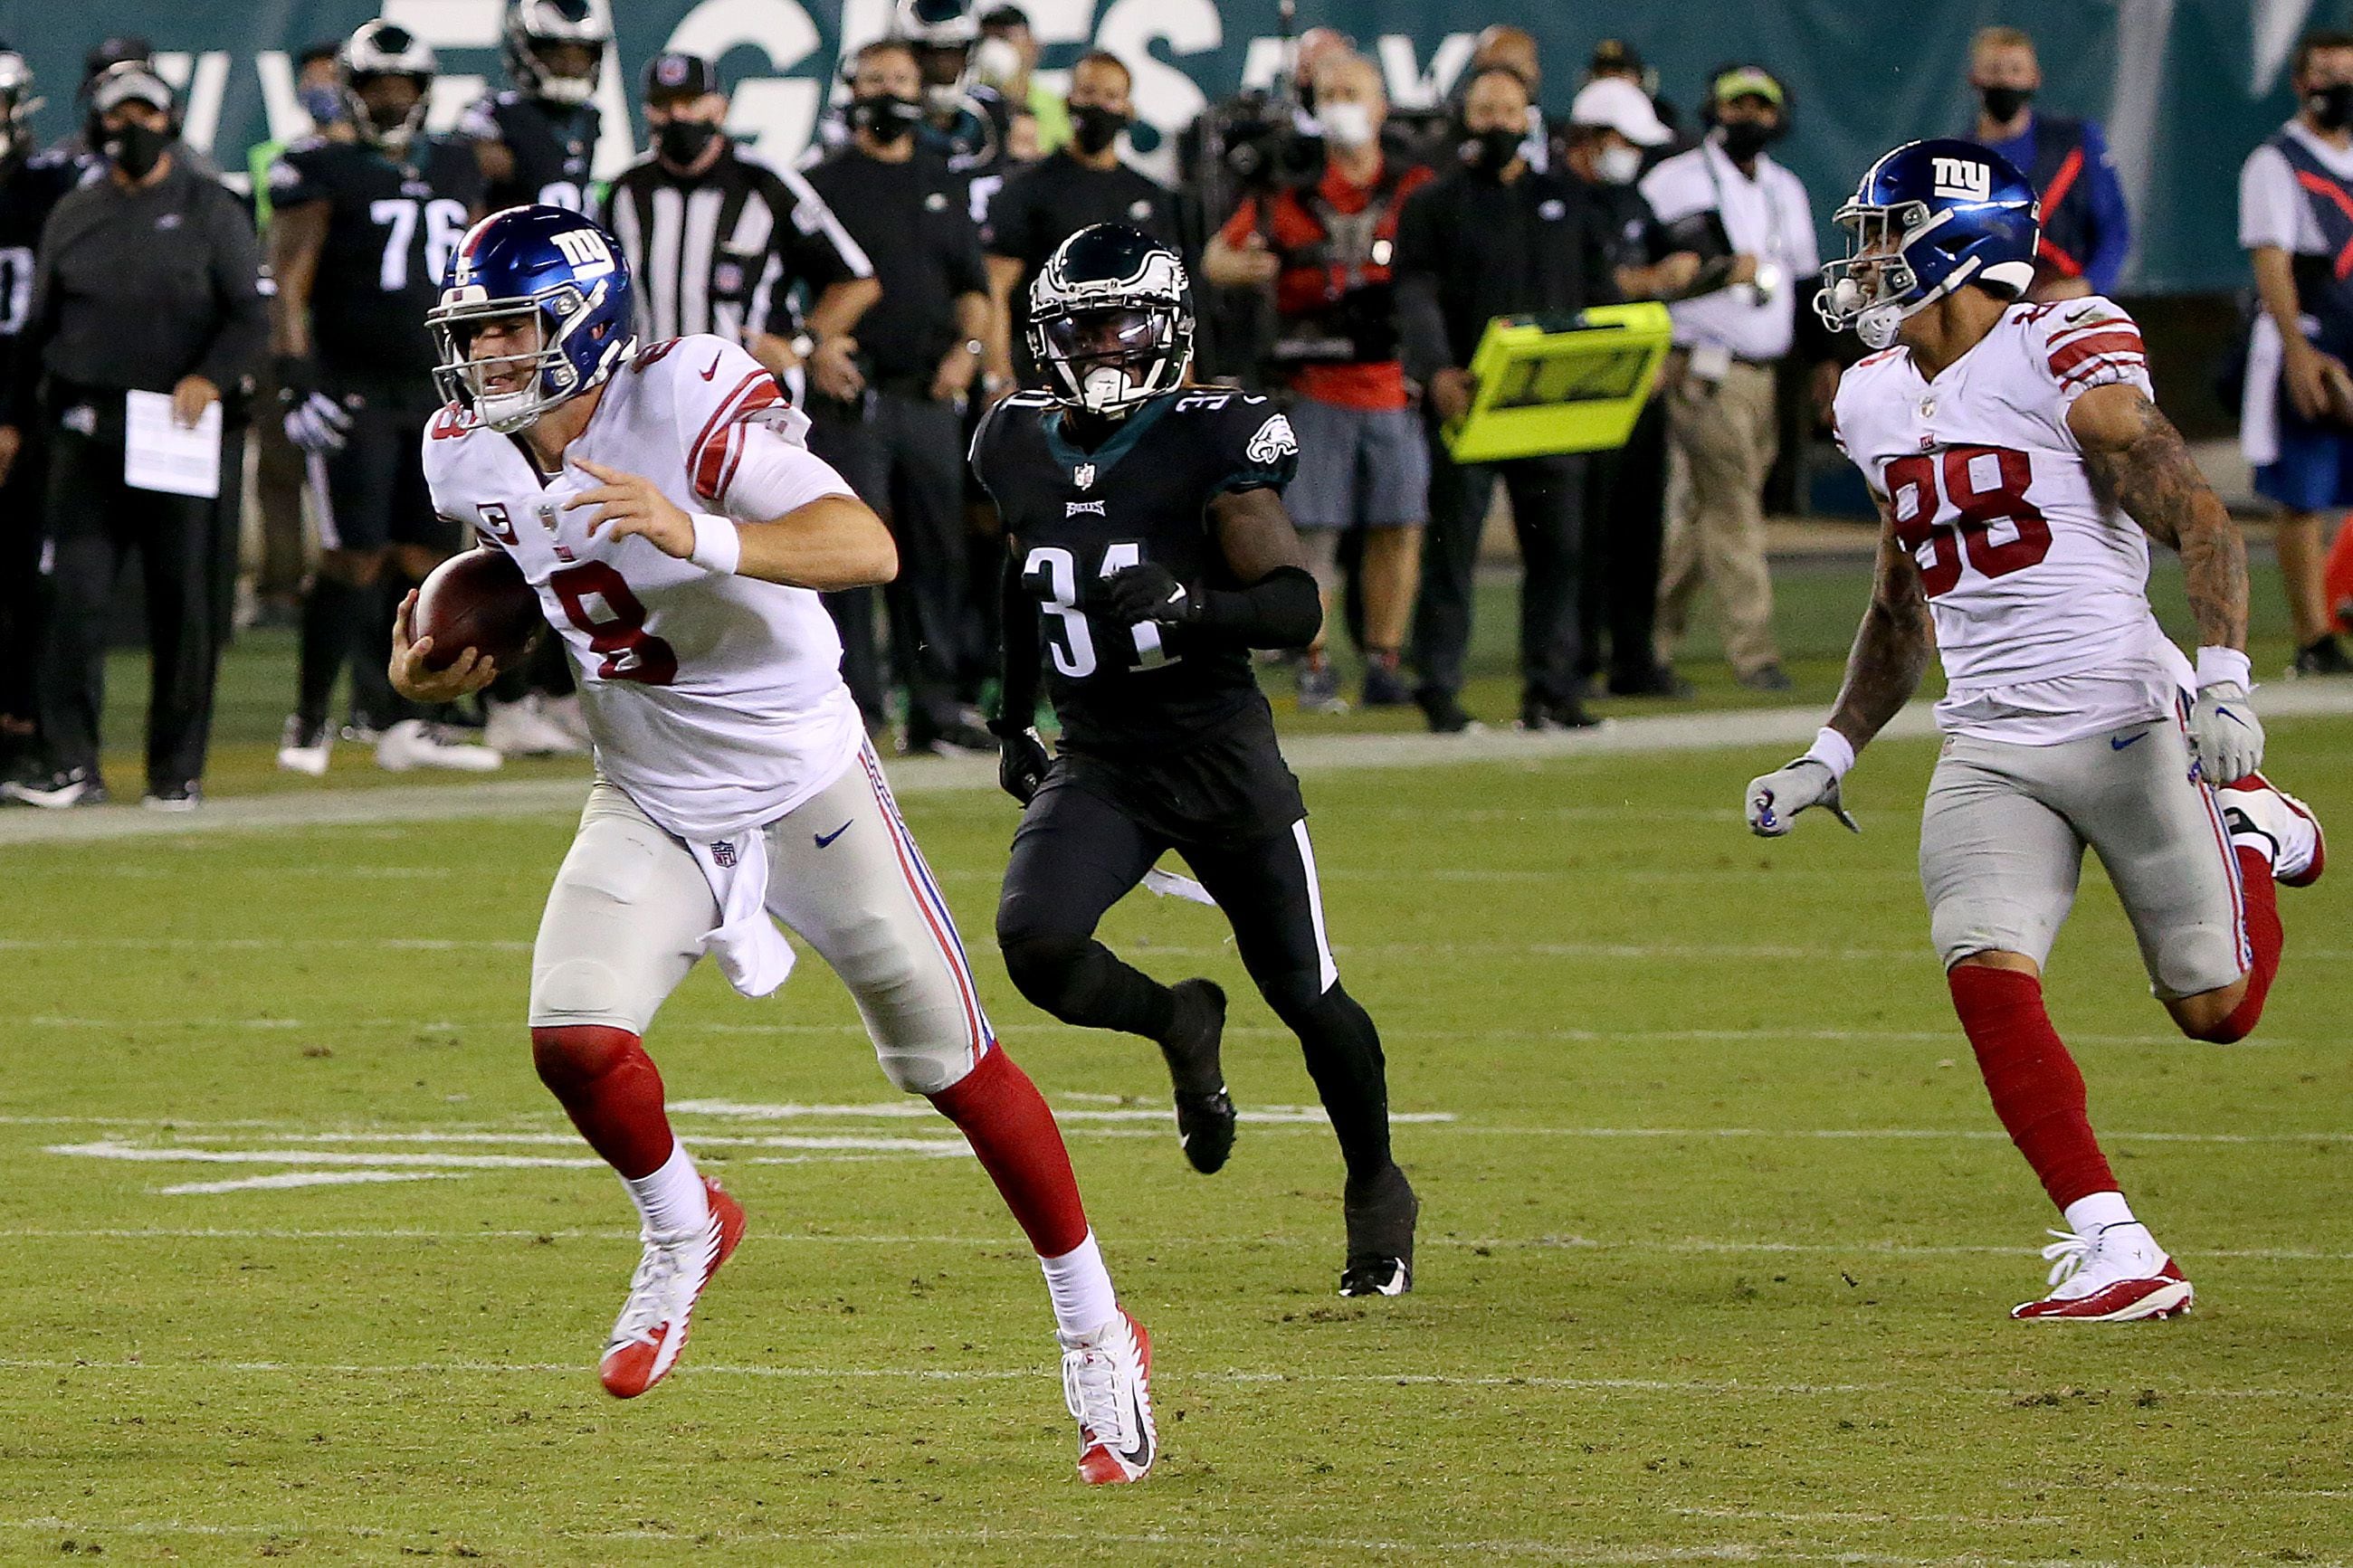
[690,513,741,575]
[1803,725,1856,780]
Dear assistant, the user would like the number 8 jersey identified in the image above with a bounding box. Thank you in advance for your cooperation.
[422,335,863,841]
[1831,296,2195,743]
[972,387,1300,754]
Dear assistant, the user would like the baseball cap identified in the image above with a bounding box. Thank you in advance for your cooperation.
[88,61,173,117]
[1570,76,1671,147]
[643,51,717,103]
[1710,65,1786,108]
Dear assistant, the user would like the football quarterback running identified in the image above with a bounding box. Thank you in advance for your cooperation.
[973,225,1419,1297]
[392,205,1157,1483]
[1749,140,2324,1321]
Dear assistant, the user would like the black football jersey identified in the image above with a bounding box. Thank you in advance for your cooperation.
[0,150,74,348]
[270,135,486,375]
[462,90,599,212]
[972,386,1300,753]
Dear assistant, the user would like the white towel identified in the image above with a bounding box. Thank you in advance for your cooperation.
[685,827,796,997]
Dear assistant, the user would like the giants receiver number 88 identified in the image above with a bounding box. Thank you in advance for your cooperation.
[392,204,1159,1485]
[1753,140,2325,1321]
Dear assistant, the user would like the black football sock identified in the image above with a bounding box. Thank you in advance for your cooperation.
[348,577,406,727]
[295,576,357,728]
[1002,932,1178,1041]
[1285,984,1395,1185]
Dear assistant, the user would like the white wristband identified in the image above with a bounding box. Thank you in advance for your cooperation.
[689,513,741,575]
[2195,645,2251,691]
[1802,725,1856,781]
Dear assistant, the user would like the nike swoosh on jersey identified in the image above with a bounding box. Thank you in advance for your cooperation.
[2111,731,2148,750]
[701,353,722,381]
[814,822,853,848]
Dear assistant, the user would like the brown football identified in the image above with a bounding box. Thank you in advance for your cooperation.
[413,548,544,672]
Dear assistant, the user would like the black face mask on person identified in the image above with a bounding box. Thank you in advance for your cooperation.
[102,120,171,180]
[850,93,922,143]
[2310,82,2353,132]
[654,118,719,166]
[1978,84,2034,123]
[1459,125,1524,179]
[1070,102,1129,157]
[1718,118,1780,163]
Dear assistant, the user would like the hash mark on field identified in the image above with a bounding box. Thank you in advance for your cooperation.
[155,1172,469,1196]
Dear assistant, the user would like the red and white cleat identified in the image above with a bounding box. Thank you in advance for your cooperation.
[2011,1221,2194,1322]
[1061,1309,1157,1485]
[598,1176,745,1399]
[2221,772,2326,888]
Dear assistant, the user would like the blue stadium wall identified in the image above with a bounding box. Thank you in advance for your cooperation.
[0,0,2343,293]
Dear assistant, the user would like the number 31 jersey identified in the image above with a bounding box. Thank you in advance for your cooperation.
[422,335,862,841]
[1832,296,2194,740]
[971,387,1300,754]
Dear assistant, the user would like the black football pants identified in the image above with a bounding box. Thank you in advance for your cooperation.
[1580,394,1669,687]
[1413,426,1585,707]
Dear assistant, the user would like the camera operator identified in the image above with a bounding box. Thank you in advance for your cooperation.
[983,50,1176,399]
[1395,63,1616,736]
[1205,51,1432,714]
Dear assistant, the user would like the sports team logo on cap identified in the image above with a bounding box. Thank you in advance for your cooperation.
[658,55,691,86]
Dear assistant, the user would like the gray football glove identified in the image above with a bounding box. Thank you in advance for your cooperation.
[1745,757,1860,837]
[2187,681,2264,785]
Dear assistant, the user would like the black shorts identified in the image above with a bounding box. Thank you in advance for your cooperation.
[314,371,455,556]
[1052,699,1307,846]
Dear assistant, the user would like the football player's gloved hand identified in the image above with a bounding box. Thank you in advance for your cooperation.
[1091,563,1199,628]
[2189,680,2264,785]
[1745,757,1860,838]
[279,355,352,455]
[990,719,1052,805]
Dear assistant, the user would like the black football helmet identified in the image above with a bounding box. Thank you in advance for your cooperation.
[0,47,41,163]
[504,0,609,108]
[1026,224,1194,418]
[339,20,436,153]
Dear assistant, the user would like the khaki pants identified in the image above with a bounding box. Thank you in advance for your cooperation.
[1656,356,1781,676]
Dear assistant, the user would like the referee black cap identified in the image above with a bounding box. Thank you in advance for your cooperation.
[643,51,717,104]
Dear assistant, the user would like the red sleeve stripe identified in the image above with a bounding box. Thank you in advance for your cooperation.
[2048,331,2146,378]
[2044,319,2141,354]
[2059,354,2148,390]
[691,370,772,499]
[700,379,787,505]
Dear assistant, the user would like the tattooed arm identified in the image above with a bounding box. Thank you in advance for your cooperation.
[1826,501,1935,753]
[2069,383,2247,653]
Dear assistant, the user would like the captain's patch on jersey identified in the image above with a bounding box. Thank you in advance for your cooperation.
[1246,413,1298,466]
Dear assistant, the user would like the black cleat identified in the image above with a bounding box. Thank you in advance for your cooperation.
[1159,978,1234,1174]
[1339,1164,1419,1297]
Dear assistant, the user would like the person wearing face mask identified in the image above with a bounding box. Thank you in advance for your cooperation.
[600,52,878,410]
[804,38,998,755]
[0,62,266,810]
[976,6,1067,157]
[1566,76,1703,700]
[1637,64,1822,693]
[1963,27,2129,302]
[985,52,1179,407]
[2237,28,2353,677]
[1393,65,1618,736]
[1204,52,1434,715]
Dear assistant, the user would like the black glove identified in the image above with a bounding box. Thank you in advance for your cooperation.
[274,353,320,406]
[990,718,1052,805]
[1089,562,1199,628]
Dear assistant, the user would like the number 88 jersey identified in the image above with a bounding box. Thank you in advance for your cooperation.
[972,387,1300,754]
[1830,297,2186,697]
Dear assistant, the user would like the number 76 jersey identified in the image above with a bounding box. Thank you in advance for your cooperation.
[1831,296,2186,698]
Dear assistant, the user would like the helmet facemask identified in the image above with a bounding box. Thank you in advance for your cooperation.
[1815,199,1939,351]
[429,282,623,432]
[1031,303,1188,418]
[346,71,431,155]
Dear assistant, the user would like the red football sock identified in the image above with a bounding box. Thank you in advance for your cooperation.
[928,1046,1090,1258]
[2205,848,2283,1042]
[530,1025,675,1180]
[1948,965,2118,1211]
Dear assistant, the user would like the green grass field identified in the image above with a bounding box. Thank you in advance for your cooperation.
[6,556,2352,1564]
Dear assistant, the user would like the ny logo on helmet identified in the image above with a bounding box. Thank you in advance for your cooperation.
[1930,157,1990,203]
[551,227,614,279]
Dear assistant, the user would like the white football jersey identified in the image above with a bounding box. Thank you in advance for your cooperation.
[1832,297,2194,743]
[422,335,862,841]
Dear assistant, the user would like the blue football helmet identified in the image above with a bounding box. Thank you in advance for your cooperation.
[428,204,636,432]
[1815,138,2040,350]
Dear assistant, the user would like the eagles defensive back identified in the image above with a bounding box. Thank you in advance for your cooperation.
[975,224,1419,1297]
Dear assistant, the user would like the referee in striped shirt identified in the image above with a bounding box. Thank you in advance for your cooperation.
[598,52,877,404]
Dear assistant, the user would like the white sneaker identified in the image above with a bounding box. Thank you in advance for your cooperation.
[1061,1309,1157,1485]
[2219,772,2325,888]
[599,1177,745,1398]
[2011,1221,2194,1322]
[484,695,588,757]
[276,715,332,777]
[376,718,503,773]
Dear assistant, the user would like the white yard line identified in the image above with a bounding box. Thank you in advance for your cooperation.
[156,1172,469,1196]
[7,686,2353,849]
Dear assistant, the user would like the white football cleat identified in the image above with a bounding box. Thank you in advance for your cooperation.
[276,715,333,776]
[1060,1309,1157,1485]
[2011,1221,2194,1322]
[2219,772,2325,888]
[599,1176,746,1399]
[376,718,502,773]
[484,695,588,757]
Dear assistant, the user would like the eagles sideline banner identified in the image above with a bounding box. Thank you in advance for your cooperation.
[0,0,2338,293]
